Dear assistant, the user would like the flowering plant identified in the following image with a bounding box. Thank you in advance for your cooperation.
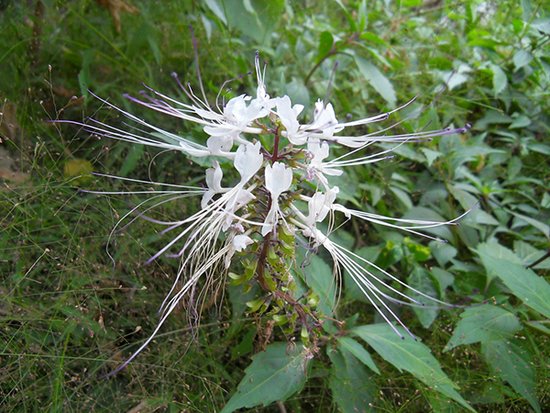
[67,53,473,409]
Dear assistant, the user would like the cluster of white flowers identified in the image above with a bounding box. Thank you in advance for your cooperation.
[71,54,470,372]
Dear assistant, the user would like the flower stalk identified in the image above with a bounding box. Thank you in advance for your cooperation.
[63,52,471,372]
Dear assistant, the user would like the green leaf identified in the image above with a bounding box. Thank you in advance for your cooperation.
[444,305,521,351]
[482,340,541,413]
[204,0,227,24]
[328,346,376,413]
[337,336,380,374]
[513,49,533,70]
[408,267,439,328]
[355,56,396,108]
[477,243,550,318]
[430,242,457,267]
[316,31,334,62]
[488,63,507,95]
[298,253,336,316]
[221,343,308,413]
[352,324,474,411]
[421,148,442,166]
[222,0,285,45]
[119,144,144,176]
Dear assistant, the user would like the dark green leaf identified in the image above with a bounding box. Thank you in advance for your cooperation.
[352,324,474,411]
[355,56,396,108]
[444,305,521,351]
[408,267,439,328]
[328,346,376,413]
[221,343,308,412]
[477,243,550,318]
[316,31,334,62]
[482,340,541,413]
[337,336,380,374]
[298,253,336,316]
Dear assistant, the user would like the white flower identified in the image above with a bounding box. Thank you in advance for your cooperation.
[304,186,339,227]
[224,233,255,268]
[263,162,293,236]
[306,140,342,184]
[234,141,264,184]
[275,95,305,145]
[201,161,225,208]
[305,100,341,139]
[66,53,471,372]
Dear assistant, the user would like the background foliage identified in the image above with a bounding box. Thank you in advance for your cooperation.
[1,0,548,411]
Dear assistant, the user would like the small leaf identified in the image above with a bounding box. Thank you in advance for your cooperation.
[482,340,541,413]
[328,346,376,413]
[337,336,380,374]
[352,324,474,411]
[408,267,439,328]
[204,0,227,24]
[355,56,396,108]
[488,63,507,95]
[316,31,334,62]
[430,242,457,267]
[444,305,521,351]
[513,49,533,70]
[119,144,144,175]
[477,243,550,318]
[221,343,308,413]
[298,253,336,316]
[421,148,442,166]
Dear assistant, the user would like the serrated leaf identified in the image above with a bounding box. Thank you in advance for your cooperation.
[221,343,308,413]
[482,340,541,413]
[355,56,396,108]
[328,346,376,413]
[352,324,474,411]
[444,305,521,351]
[337,336,380,374]
[477,243,550,318]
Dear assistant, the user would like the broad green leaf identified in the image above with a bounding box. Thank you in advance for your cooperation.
[444,305,521,351]
[221,343,308,413]
[316,31,334,62]
[431,267,455,297]
[421,148,442,166]
[488,63,507,95]
[510,211,549,238]
[328,346,376,413]
[430,242,457,267]
[513,49,533,70]
[337,336,380,374]
[477,243,550,318]
[355,56,396,108]
[352,324,474,411]
[482,340,541,413]
[408,267,439,328]
[532,17,550,35]
[298,252,336,316]
[222,0,285,45]
[204,0,227,24]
